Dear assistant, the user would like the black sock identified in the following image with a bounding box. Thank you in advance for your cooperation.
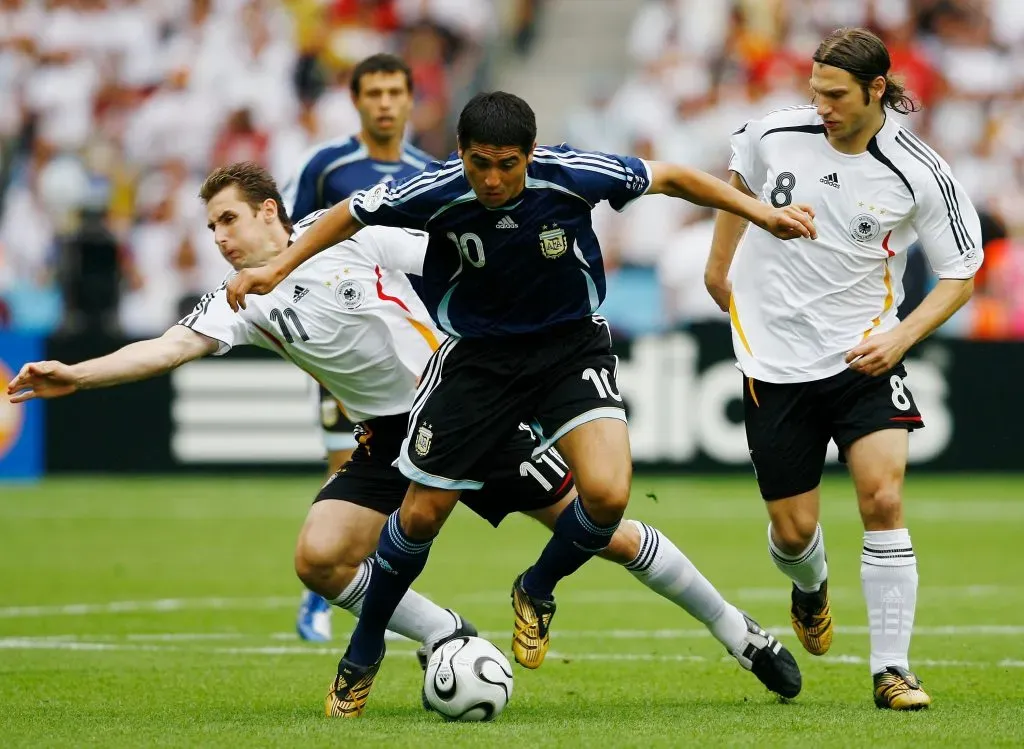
[522,498,618,600]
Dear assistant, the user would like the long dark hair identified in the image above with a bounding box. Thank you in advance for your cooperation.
[813,28,920,115]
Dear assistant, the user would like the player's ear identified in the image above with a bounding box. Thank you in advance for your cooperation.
[261,198,277,223]
[870,75,885,103]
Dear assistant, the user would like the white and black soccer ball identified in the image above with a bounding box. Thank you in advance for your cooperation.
[423,636,513,721]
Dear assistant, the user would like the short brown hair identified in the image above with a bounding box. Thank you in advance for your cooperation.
[813,28,920,115]
[350,53,413,97]
[199,161,292,233]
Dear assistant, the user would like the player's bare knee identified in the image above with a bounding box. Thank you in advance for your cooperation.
[771,512,818,554]
[575,468,631,523]
[294,537,360,594]
[577,482,630,526]
[859,484,904,529]
[399,503,445,540]
[294,550,332,594]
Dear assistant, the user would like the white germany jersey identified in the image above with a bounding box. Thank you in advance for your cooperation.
[178,222,443,422]
[728,107,983,383]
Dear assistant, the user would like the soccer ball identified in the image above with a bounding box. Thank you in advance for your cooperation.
[423,636,513,721]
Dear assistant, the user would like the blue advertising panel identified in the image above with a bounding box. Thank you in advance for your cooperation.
[0,333,43,481]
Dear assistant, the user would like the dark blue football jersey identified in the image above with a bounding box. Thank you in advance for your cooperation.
[348,145,652,337]
[282,135,433,221]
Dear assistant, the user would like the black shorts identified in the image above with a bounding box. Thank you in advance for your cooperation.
[744,363,924,501]
[399,316,626,489]
[319,383,357,452]
[314,414,575,527]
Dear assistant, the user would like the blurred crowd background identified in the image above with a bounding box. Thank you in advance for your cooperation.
[1,0,1022,340]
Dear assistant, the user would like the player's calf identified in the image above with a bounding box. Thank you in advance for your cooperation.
[766,516,832,656]
[294,506,378,643]
[556,417,632,526]
[570,460,631,527]
[294,550,362,600]
[397,482,460,539]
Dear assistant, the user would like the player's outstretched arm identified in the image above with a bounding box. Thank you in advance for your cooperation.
[226,198,362,312]
[5,326,218,403]
[647,162,817,241]
[845,278,974,377]
[705,172,755,313]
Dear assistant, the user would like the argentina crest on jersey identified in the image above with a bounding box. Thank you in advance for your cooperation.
[539,223,568,259]
[414,422,433,456]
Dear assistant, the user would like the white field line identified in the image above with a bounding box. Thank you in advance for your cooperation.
[7,625,1024,646]
[0,597,296,618]
[453,585,1021,605]
[0,637,1021,670]
[3,586,1019,618]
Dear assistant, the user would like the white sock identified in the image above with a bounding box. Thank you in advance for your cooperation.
[768,522,828,593]
[861,528,917,674]
[329,558,457,645]
[625,520,748,652]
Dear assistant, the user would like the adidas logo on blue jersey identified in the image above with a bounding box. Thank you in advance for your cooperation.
[293,285,310,303]
[820,172,840,189]
[496,215,518,229]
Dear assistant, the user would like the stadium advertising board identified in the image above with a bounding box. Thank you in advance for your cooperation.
[44,326,1021,472]
[0,333,44,481]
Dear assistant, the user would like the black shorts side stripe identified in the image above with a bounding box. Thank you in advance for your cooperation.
[407,337,457,431]
[895,132,972,254]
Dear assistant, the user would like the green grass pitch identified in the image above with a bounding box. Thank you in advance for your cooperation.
[1,474,1022,748]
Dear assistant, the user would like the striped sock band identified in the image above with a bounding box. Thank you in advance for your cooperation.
[861,528,916,568]
[768,523,828,593]
[330,558,372,611]
[624,521,660,572]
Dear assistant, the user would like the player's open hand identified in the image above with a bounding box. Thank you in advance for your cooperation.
[226,265,282,312]
[845,330,912,377]
[762,203,817,241]
[6,361,79,403]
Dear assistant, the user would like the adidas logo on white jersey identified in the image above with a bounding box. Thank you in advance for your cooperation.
[495,215,518,229]
[820,172,840,189]
[292,285,310,303]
